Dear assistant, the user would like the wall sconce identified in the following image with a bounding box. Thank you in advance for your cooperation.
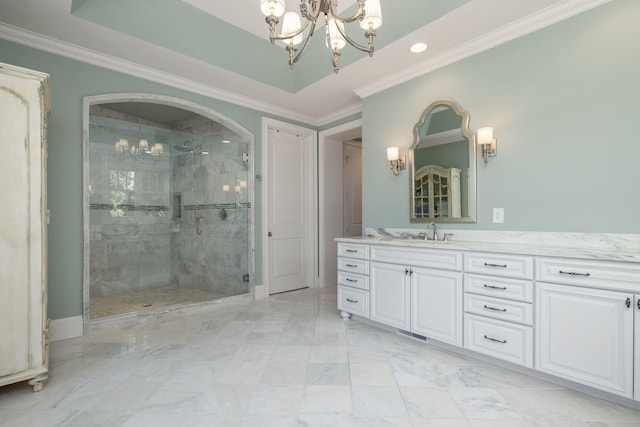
[386,146,406,176]
[477,127,497,164]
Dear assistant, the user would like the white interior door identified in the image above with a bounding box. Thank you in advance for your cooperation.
[0,86,30,376]
[343,140,362,237]
[265,121,315,295]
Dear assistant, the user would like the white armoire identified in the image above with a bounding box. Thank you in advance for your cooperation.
[0,63,50,391]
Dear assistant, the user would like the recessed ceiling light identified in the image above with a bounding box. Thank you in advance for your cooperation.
[222,139,231,144]
[410,42,428,54]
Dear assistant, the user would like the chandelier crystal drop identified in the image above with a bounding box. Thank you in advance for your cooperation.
[259,0,383,73]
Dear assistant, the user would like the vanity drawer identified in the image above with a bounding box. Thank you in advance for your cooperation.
[338,257,369,275]
[464,273,533,302]
[337,285,369,318]
[464,252,533,280]
[464,294,533,325]
[464,314,533,368]
[536,257,640,292]
[337,242,369,260]
[338,271,369,291]
[370,245,462,271]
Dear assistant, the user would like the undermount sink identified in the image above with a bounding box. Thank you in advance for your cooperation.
[393,238,451,245]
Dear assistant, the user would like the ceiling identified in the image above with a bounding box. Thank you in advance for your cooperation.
[0,0,607,125]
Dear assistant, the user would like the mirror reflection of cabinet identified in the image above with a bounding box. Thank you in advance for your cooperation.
[414,165,461,219]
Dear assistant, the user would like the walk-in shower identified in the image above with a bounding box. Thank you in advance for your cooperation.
[83,95,254,322]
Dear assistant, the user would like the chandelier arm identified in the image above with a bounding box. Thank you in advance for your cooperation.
[270,20,312,42]
[326,0,365,24]
[291,19,318,66]
[300,0,323,22]
[335,20,375,54]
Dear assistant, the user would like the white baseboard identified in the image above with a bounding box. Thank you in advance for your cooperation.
[253,284,267,300]
[49,316,83,341]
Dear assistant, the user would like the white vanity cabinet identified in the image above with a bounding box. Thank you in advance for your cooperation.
[536,257,640,399]
[337,242,370,319]
[369,245,463,345]
[0,63,50,391]
[463,252,534,367]
[633,294,640,402]
[369,261,411,330]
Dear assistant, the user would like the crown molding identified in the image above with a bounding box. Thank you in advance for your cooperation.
[317,102,362,127]
[354,0,612,99]
[0,22,323,126]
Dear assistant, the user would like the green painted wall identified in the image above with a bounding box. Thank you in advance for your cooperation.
[0,39,294,320]
[4,0,639,321]
[362,0,640,234]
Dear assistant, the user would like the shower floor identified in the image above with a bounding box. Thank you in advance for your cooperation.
[90,286,228,319]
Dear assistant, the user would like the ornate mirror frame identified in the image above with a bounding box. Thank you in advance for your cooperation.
[409,99,477,223]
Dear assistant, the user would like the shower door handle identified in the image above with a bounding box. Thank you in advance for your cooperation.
[196,217,204,235]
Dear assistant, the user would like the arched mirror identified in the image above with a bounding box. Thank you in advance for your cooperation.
[409,99,476,223]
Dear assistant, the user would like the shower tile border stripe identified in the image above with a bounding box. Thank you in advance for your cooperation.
[89,202,251,211]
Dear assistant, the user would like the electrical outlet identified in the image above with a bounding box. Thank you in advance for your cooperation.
[493,208,504,223]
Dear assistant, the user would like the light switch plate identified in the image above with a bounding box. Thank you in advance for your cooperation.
[493,208,504,223]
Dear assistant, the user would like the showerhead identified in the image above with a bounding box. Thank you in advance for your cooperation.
[173,141,193,152]
[173,141,208,156]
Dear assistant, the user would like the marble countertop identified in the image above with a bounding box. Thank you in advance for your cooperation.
[336,236,640,264]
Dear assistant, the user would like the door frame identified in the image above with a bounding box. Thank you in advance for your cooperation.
[343,139,363,237]
[318,119,362,289]
[258,117,317,299]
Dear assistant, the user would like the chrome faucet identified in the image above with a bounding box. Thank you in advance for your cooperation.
[420,222,437,241]
[418,222,439,241]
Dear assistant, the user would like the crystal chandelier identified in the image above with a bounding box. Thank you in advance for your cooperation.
[259,0,383,73]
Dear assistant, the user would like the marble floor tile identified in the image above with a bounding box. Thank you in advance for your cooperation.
[450,387,524,420]
[2,287,640,427]
[399,386,466,419]
[300,385,353,414]
[351,385,408,418]
[305,362,351,385]
[214,361,268,384]
[350,362,397,386]
[259,362,308,384]
[308,345,349,363]
[269,344,311,363]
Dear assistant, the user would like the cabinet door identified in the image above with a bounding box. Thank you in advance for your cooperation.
[411,267,462,346]
[370,262,410,330]
[0,80,32,377]
[635,295,640,402]
[536,283,634,398]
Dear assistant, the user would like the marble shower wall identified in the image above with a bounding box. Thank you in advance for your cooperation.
[170,116,250,297]
[88,110,250,301]
[88,114,172,297]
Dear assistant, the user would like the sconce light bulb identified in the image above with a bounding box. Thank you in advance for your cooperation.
[386,146,399,161]
[477,127,495,146]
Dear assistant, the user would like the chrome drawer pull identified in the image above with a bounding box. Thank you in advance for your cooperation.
[483,304,507,312]
[484,262,507,268]
[345,249,358,253]
[345,278,357,283]
[484,335,507,344]
[346,298,358,304]
[345,263,358,268]
[559,270,591,277]
[483,284,507,290]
